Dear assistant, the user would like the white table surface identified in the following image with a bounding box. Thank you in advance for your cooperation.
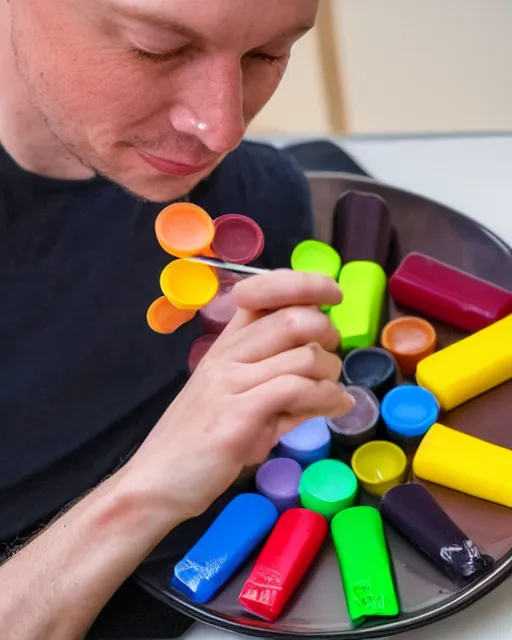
[183,134,512,640]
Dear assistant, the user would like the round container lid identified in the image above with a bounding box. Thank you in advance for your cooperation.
[327,385,380,437]
[146,296,196,334]
[212,214,265,264]
[351,440,407,487]
[279,417,331,453]
[291,240,342,280]
[255,457,303,500]
[160,260,220,310]
[155,203,215,258]
[381,316,437,355]
[342,347,396,389]
[381,385,439,437]
[187,334,218,374]
[299,459,358,520]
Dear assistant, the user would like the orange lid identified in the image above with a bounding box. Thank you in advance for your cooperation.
[381,316,437,375]
[146,296,197,334]
[155,203,215,258]
[160,259,220,310]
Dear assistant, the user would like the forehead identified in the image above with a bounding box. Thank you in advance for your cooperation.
[102,0,318,42]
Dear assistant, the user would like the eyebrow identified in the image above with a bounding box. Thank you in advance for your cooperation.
[111,2,314,42]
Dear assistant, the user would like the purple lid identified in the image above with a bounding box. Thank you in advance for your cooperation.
[212,214,265,264]
[327,386,380,445]
[278,417,331,467]
[255,457,303,513]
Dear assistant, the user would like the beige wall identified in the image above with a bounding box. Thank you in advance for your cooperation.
[250,0,512,135]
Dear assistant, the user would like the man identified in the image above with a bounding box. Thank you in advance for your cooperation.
[0,0,354,637]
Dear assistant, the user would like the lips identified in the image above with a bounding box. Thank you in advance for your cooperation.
[137,149,212,177]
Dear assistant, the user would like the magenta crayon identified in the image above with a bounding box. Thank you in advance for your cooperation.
[239,508,328,621]
[389,252,512,333]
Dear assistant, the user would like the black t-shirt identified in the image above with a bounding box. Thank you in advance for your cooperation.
[0,140,313,635]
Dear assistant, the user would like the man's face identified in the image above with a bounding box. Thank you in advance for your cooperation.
[8,0,318,201]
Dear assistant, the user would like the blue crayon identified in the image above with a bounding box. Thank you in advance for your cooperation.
[171,493,278,603]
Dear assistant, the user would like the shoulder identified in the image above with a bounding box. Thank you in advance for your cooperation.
[196,141,314,268]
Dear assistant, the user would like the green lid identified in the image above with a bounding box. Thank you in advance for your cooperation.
[331,506,399,626]
[291,240,342,280]
[298,459,358,521]
[328,261,387,352]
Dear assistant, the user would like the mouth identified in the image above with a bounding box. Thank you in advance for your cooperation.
[136,149,213,177]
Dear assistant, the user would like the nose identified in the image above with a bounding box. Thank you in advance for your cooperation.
[169,57,246,155]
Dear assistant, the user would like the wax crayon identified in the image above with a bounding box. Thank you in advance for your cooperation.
[380,316,437,375]
[389,252,512,333]
[255,457,303,513]
[329,261,387,352]
[331,506,399,625]
[415,314,512,410]
[238,508,328,621]
[341,347,397,401]
[326,385,380,454]
[413,423,512,508]
[212,214,265,264]
[278,417,331,467]
[351,441,408,497]
[381,385,439,452]
[298,459,358,521]
[331,190,393,268]
[171,493,278,603]
[380,483,493,583]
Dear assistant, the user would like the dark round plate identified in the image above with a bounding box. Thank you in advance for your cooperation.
[135,172,512,638]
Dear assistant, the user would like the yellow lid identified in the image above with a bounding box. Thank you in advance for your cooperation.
[160,260,220,310]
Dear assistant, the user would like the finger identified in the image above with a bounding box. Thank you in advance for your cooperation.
[229,306,341,362]
[233,343,342,392]
[228,269,341,325]
[243,375,355,430]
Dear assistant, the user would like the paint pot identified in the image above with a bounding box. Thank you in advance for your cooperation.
[413,423,512,508]
[187,334,218,374]
[146,296,196,334]
[298,459,358,521]
[329,261,387,352]
[238,508,328,622]
[326,385,380,456]
[389,252,512,333]
[212,214,265,264]
[381,316,437,375]
[380,483,493,584]
[278,417,331,467]
[199,271,243,334]
[171,493,278,603]
[351,440,407,497]
[341,347,397,400]
[381,385,439,452]
[160,259,220,310]
[416,313,512,411]
[331,191,393,269]
[155,202,215,258]
[331,506,399,626]
[291,239,342,280]
[255,457,303,513]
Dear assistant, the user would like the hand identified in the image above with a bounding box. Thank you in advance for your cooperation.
[124,269,355,523]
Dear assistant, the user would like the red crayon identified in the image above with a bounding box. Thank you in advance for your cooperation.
[389,252,512,333]
[238,508,328,622]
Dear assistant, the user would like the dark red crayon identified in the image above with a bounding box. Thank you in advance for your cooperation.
[389,252,512,333]
[238,508,328,622]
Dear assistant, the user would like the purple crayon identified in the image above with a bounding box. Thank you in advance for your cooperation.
[380,483,493,584]
[255,457,303,513]
[278,417,331,467]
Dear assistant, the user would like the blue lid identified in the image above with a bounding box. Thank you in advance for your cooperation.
[381,385,439,437]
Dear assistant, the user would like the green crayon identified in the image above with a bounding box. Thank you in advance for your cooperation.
[331,506,399,626]
[329,261,387,352]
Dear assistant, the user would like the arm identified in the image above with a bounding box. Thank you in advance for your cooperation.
[0,468,180,640]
